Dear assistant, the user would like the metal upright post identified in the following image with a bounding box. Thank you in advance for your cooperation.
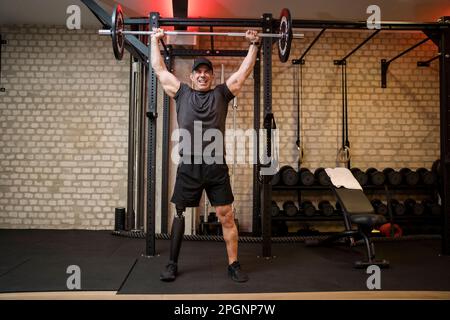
[261,13,273,258]
[136,60,147,230]
[439,22,450,255]
[126,55,137,230]
[161,47,172,234]
[145,12,160,256]
[252,53,261,236]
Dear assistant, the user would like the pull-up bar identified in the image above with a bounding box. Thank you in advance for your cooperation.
[334,29,380,65]
[0,34,6,92]
[381,37,430,87]
[292,28,326,64]
[417,53,440,67]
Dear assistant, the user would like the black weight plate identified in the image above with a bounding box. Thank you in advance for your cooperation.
[112,5,125,60]
[278,8,292,63]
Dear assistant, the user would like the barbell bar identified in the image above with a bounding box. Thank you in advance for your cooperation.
[99,29,303,39]
[100,4,301,62]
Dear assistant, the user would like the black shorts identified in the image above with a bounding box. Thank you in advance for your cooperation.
[171,162,234,208]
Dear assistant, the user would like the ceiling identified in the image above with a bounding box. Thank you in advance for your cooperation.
[0,0,449,27]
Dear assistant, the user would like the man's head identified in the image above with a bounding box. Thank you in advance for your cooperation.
[190,58,214,91]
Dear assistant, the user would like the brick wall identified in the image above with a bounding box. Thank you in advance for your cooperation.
[0,25,129,229]
[0,25,440,232]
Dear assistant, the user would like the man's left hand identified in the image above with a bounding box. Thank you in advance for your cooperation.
[245,30,259,43]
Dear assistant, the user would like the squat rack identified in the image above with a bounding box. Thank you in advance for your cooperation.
[81,0,450,258]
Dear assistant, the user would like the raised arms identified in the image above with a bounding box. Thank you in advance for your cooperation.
[150,28,181,98]
[226,30,260,97]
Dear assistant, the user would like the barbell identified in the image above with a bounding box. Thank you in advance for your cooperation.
[99,4,302,62]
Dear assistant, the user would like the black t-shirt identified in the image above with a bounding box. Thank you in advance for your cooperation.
[174,83,235,159]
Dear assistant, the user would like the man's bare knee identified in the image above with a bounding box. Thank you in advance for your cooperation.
[216,205,234,228]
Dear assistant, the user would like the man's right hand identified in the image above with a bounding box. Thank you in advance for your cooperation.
[152,28,165,40]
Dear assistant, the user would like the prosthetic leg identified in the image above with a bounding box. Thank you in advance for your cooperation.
[160,205,185,281]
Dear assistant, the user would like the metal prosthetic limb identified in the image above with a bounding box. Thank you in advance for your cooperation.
[169,205,185,264]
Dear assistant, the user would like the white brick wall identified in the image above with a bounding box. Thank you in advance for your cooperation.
[0,25,129,229]
[0,26,440,233]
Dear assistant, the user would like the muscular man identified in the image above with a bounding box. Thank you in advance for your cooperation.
[151,28,260,282]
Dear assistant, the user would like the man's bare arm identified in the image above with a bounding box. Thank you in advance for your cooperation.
[151,29,180,98]
[226,30,260,97]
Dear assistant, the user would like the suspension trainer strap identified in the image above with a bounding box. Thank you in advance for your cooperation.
[344,62,349,151]
[294,62,303,168]
[341,63,346,150]
[295,64,300,149]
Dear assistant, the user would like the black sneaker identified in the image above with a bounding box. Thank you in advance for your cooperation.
[160,263,178,282]
[228,261,249,283]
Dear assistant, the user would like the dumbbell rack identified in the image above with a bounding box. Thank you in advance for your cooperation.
[365,183,442,235]
[272,185,341,221]
[271,180,442,235]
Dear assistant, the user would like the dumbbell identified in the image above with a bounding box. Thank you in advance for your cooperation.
[404,198,425,216]
[280,165,299,186]
[350,168,368,186]
[300,200,316,217]
[283,200,298,217]
[318,200,334,217]
[431,159,441,179]
[314,167,331,186]
[422,199,441,216]
[299,168,315,186]
[271,201,280,217]
[390,199,406,216]
[416,168,436,185]
[382,168,402,186]
[366,167,386,186]
[371,199,388,215]
[271,170,281,186]
[399,168,420,186]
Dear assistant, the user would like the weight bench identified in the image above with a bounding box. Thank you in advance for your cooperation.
[307,168,390,268]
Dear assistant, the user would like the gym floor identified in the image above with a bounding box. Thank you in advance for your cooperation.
[0,230,449,299]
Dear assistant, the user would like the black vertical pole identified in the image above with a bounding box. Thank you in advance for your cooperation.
[161,47,172,234]
[261,13,273,257]
[252,53,261,236]
[137,24,148,231]
[0,34,6,92]
[439,25,450,255]
[145,12,159,256]
[137,61,147,230]
[126,54,137,230]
